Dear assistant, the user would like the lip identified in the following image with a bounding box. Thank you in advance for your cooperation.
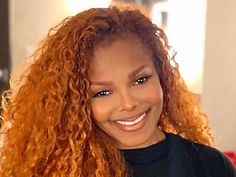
[115,112,146,122]
[113,108,151,132]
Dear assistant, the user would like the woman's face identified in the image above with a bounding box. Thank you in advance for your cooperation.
[89,37,164,149]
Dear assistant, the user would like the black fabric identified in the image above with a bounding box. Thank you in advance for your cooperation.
[123,135,169,177]
[122,133,236,177]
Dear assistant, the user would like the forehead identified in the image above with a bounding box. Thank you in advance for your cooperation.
[89,37,154,77]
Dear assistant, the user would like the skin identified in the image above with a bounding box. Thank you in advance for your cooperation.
[89,37,165,149]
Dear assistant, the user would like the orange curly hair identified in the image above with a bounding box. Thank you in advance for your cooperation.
[0,6,213,177]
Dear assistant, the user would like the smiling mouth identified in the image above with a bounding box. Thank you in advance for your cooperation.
[116,112,146,126]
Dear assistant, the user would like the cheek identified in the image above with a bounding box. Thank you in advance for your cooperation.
[152,85,163,103]
[140,80,163,104]
[90,100,114,122]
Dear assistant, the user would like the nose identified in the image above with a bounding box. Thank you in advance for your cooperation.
[119,89,139,112]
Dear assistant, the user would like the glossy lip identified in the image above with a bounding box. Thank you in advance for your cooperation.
[113,108,150,122]
[113,108,151,132]
[116,113,146,125]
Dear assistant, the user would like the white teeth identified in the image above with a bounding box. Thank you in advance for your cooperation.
[116,113,146,126]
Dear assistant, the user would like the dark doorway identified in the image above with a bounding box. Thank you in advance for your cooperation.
[0,0,10,118]
[0,0,10,95]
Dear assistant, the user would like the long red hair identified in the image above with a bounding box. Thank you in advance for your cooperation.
[0,6,213,177]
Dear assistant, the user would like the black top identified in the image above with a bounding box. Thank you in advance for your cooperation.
[122,133,236,177]
[123,133,169,177]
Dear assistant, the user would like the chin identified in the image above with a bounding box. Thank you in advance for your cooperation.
[117,137,151,149]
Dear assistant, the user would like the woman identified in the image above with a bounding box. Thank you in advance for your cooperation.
[0,6,235,177]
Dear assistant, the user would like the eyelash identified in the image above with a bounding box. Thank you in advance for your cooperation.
[92,75,152,98]
[93,90,111,98]
[133,75,152,85]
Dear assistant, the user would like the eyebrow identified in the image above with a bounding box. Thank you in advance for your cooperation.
[90,65,146,86]
[128,65,146,78]
[90,80,112,86]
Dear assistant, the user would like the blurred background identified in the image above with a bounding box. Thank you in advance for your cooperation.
[0,0,235,151]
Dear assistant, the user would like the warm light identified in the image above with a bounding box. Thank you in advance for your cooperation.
[151,0,207,94]
[66,0,111,15]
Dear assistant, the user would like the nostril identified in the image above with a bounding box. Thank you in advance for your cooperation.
[124,103,136,111]
[119,93,138,112]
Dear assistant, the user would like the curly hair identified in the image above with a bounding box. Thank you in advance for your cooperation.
[0,6,213,177]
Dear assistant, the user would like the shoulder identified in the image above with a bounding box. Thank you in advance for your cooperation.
[193,142,235,176]
[167,133,236,177]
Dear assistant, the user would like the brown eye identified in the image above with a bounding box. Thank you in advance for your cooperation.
[93,90,111,98]
[133,75,151,85]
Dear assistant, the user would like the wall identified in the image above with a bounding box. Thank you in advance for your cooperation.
[9,0,69,72]
[202,0,236,151]
[151,0,207,94]
[9,0,111,72]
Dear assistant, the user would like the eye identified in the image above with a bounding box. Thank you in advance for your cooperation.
[93,90,111,98]
[133,75,151,85]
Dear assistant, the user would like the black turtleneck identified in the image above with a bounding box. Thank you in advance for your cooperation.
[121,133,235,177]
[122,133,170,177]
